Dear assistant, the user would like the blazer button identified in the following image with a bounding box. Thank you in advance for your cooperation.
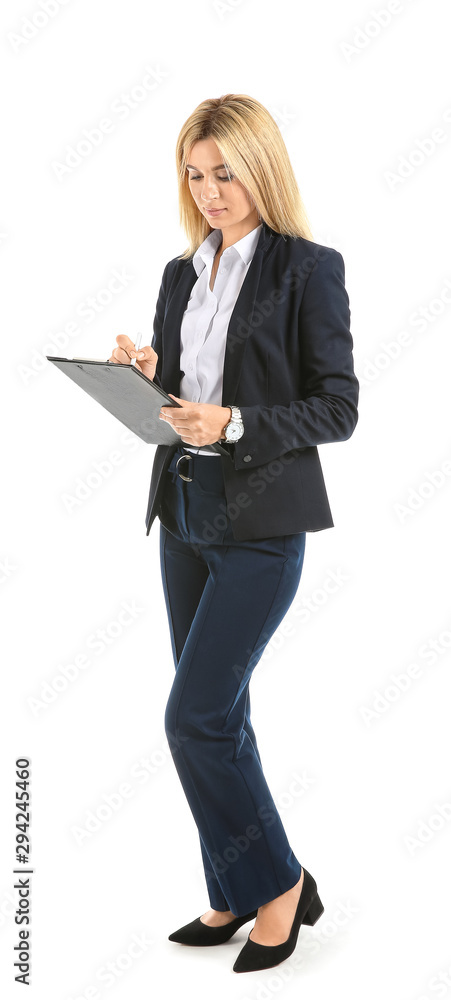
[243,455,252,462]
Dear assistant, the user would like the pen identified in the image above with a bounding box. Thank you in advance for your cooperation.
[130,332,143,367]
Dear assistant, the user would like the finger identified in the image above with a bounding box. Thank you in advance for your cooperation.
[130,345,154,363]
[108,343,149,365]
[161,410,189,421]
[115,334,136,354]
[108,348,122,363]
[159,407,180,419]
[114,334,150,364]
[112,346,132,364]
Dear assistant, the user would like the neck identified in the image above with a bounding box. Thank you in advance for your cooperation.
[215,212,261,253]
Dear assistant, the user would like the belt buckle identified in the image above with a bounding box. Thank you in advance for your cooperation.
[176,453,193,482]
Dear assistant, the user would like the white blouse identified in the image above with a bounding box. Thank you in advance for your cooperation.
[180,222,263,455]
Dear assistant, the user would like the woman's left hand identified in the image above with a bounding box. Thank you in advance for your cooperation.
[159,395,232,446]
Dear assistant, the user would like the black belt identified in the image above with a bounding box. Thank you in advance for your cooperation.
[175,443,233,481]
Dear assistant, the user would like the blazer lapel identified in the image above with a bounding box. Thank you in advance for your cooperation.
[221,240,265,406]
[160,265,198,395]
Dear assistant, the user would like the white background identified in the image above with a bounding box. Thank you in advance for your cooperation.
[1,1,450,997]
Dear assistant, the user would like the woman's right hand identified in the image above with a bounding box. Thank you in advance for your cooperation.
[107,335,158,381]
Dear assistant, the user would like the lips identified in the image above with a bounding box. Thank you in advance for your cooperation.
[206,208,225,214]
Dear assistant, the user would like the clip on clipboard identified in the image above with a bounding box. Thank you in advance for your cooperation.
[46,356,230,456]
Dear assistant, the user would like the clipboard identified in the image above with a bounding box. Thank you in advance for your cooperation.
[46,356,230,456]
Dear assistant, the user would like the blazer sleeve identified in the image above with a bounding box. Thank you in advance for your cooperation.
[232,248,359,470]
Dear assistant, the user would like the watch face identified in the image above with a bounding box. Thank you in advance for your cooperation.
[227,423,242,442]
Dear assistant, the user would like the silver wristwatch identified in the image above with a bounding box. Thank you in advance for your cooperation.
[223,405,244,443]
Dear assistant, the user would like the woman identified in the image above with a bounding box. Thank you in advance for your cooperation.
[108,93,359,974]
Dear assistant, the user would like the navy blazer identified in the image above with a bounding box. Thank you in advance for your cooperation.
[145,221,359,540]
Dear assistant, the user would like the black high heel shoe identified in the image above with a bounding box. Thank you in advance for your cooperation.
[168,908,258,946]
[233,867,323,973]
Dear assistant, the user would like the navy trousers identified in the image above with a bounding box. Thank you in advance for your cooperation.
[158,445,307,917]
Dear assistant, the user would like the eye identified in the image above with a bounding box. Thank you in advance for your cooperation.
[190,174,234,182]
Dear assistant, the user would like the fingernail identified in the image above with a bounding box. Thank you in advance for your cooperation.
[137,352,145,358]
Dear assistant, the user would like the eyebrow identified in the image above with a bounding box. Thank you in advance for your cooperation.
[186,163,227,171]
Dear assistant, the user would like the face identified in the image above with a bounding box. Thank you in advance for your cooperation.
[186,137,259,235]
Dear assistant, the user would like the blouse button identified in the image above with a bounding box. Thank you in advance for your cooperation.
[243,455,252,462]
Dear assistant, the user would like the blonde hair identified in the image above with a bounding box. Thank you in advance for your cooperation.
[175,93,313,260]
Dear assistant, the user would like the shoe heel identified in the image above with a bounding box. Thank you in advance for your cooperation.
[302,892,324,926]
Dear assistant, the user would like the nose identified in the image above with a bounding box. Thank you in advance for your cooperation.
[200,177,220,201]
